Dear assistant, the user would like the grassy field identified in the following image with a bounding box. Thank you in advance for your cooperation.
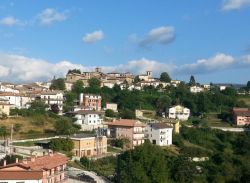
[0,116,55,140]
[238,95,250,107]
[204,113,232,127]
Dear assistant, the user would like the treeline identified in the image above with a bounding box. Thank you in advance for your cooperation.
[63,78,247,118]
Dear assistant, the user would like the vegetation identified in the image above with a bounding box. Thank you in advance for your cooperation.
[49,138,74,152]
[105,109,116,117]
[160,72,171,82]
[68,69,81,74]
[0,155,23,166]
[50,78,65,90]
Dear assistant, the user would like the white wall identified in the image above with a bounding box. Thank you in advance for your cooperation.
[146,125,172,146]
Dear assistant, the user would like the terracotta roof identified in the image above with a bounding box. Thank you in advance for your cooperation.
[108,119,145,127]
[150,123,173,129]
[20,153,68,170]
[74,110,103,115]
[233,108,249,112]
[41,90,63,95]
[0,171,43,180]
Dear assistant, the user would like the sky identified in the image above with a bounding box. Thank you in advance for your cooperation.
[0,0,250,84]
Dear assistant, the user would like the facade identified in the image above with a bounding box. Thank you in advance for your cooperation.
[138,71,154,82]
[0,153,68,183]
[145,123,173,146]
[74,110,104,130]
[190,86,204,93]
[105,103,118,112]
[80,93,102,111]
[0,93,31,109]
[107,119,145,148]
[66,134,107,157]
[40,91,64,114]
[168,105,190,121]
[0,98,12,116]
[232,108,250,126]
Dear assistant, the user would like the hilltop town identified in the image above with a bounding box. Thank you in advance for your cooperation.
[0,68,249,182]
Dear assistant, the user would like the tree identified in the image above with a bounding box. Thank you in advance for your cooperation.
[105,109,116,117]
[30,101,48,113]
[68,69,81,74]
[0,155,23,166]
[49,138,74,152]
[160,72,171,82]
[88,78,101,88]
[189,75,196,86]
[72,80,84,95]
[0,126,8,139]
[133,75,141,84]
[156,95,171,115]
[247,81,250,88]
[119,109,135,119]
[54,118,80,135]
[14,123,21,132]
[50,78,65,90]
[50,104,60,114]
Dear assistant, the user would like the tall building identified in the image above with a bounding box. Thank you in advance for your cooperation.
[79,93,102,111]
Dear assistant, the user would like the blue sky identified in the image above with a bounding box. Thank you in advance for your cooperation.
[0,0,250,83]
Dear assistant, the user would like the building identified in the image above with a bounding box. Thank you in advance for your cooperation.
[0,93,31,109]
[65,134,107,158]
[0,153,68,183]
[145,123,173,146]
[0,98,12,116]
[105,103,118,112]
[73,110,104,131]
[107,119,145,148]
[170,80,181,87]
[163,119,180,134]
[0,82,19,93]
[40,91,64,114]
[168,105,190,121]
[138,71,154,82]
[190,86,204,93]
[80,93,102,111]
[232,108,250,126]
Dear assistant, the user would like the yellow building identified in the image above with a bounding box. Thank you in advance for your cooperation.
[0,98,12,116]
[67,134,107,158]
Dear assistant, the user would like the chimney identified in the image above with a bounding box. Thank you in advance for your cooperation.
[16,158,18,163]
[31,156,36,162]
[3,160,6,166]
[49,150,54,156]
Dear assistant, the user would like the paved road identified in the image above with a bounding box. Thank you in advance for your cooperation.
[68,167,110,183]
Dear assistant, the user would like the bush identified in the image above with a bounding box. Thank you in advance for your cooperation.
[80,156,91,168]
[49,138,74,152]
[105,109,116,117]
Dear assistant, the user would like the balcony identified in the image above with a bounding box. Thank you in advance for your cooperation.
[160,131,165,135]
[133,131,145,134]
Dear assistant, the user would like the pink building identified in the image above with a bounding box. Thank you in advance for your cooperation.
[232,108,250,126]
[0,153,68,183]
[108,119,145,148]
[79,93,102,111]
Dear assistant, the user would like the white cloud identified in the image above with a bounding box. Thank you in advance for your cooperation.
[0,16,19,26]
[178,53,235,74]
[0,54,84,82]
[222,0,250,11]
[37,8,67,26]
[83,30,104,43]
[139,26,175,48]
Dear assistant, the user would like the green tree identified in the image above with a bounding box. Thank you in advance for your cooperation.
[88,78,101,88]
[30,100,48,114]
[54,118,80,135]
[119,109,135,119]
[13,123,21,132]
[133,75,141,84]
[50,78,66,90]
[189,75,196,86]
[160,72,171,82]
[49,138,74,152]
[50,104,60,114]
[68,69,81,74]
[156,95,171,115]
[105,109,116,117]
[72,80,84,95]
[0,126,8,139]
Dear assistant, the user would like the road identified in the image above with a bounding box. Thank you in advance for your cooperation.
[68,167,110,183]
[211,126,250,132]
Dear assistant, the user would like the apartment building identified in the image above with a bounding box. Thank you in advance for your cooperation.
[40,91,64,114]
[66,134,107,157]
[0,153,69,183]
[80,93,102,111]
[145,123,173,146]
[107,119,146,148]
[232,108,250,126]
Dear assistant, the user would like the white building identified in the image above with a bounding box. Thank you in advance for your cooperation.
[105,103,118,112]
[190,86,204,93]
[0,93,31,109]
[40,91,64,114]
[0,83,19,94]
[74,110,104,130]
[168,105,190,121]
[145,123,173,146]
[138,71,155,82]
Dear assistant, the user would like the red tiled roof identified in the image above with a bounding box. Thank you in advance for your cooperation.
[20,153,68,170]
[0,171,43,180]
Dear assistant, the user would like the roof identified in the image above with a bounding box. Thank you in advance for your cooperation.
[233,108,250,116]
[41,90,63,95]
[73,110,103,115]
[19,153,68,170]
[63,133,96,139]
[150,123,173,129]
[233,107,249,112]
[0,171,43,180]
[107,119,145,127]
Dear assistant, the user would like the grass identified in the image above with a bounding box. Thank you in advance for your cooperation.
[107,145,122,153]
[12,141,36,146]
[204,113,232,127]
[238,96,250,107]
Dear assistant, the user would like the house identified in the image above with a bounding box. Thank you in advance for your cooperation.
[79,93,102,111]
[170,80,181,87]
[0,82,19,93]
[190,86,204,93]
[107,119,146,148]
[145,123,173,146]
[73,110,104,131]
[168,105,190,121]
[40,90,64,114]
[163,119,180,134]
[138,71,155,82]
[0,152,68,183]
[0,98,12,116]
[232,108,250,126]
[105,103,118,112]
[0,93,31,109]
[65,134,107,157]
